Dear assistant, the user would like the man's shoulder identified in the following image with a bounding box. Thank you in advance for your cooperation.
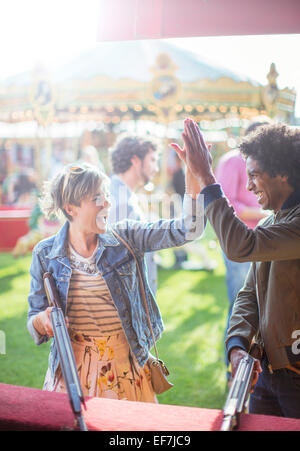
[110,175,132,198]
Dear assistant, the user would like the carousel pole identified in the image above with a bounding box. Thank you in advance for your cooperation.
[44,123,52,180]
[34,122,43,187]
[160,122,170,190]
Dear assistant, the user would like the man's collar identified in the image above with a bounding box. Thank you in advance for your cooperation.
[111,174,132,194]
[281,189,300,210]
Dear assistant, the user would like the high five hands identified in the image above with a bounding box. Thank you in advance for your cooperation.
[170,118,216,192]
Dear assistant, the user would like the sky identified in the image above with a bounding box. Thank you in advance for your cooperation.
[0,0,299,116]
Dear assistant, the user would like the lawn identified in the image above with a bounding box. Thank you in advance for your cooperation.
[0,225,229,409]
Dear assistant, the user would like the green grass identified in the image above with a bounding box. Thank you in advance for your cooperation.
[155,232,228,408]
[0,225,229,409]
[0,253,51,388]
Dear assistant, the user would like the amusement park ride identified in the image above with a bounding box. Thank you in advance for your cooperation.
[0,0,299,245]
[0,37,295,251]
[1,0,299,126]
[0,0,298,193]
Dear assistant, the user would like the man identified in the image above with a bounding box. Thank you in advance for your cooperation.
[215,123,267,383]
[108,135,160,294]
[172,118,300,418]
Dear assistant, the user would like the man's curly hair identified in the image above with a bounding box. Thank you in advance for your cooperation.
[239,123,300,189]
[110,135,157,174]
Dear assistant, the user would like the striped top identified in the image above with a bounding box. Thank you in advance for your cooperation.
[66,241,123,337]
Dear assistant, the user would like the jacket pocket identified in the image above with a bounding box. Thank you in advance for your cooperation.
[115,261,132,276]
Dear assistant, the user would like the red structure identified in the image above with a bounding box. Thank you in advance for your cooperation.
[97,0,300,41]
[1,383,300,431]
[0,207,30,252]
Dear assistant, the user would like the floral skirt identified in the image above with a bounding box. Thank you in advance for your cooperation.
[43,330,157,403]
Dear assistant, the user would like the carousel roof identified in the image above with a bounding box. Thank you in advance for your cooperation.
[2,40,260,86]
[51,40,260,85]
[0,40,295,125]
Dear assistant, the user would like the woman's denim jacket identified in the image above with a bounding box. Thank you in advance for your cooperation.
[27,194,204,378]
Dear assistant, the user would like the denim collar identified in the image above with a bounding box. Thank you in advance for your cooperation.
[47,221,119,259]
[281,189,300,210]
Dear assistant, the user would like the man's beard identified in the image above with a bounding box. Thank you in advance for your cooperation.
[140,167,150,186]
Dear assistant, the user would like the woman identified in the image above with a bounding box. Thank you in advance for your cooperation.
[27,162,203,402]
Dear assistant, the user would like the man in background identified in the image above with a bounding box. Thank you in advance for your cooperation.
[108,135,160,294]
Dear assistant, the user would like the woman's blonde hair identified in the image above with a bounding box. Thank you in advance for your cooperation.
[40,162,109,221]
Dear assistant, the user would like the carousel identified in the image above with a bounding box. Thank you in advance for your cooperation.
[0,40,296,252]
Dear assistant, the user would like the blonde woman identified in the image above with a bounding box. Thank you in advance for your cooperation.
[27,162,204,402]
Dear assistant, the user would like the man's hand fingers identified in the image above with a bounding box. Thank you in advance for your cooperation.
[190,120,213,166]
[182,132,192,152]
[185,120,199,152]
[193,121,208,150]
[186,120,203,152]
[190,121,203,149]
[251,362,262,391]
[251,371,259,389]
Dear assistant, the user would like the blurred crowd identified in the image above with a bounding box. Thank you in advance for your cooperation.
[0,132,217,271]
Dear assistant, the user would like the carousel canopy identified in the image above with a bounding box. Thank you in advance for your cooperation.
[51,41,260,84]
[0,40,296,126]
